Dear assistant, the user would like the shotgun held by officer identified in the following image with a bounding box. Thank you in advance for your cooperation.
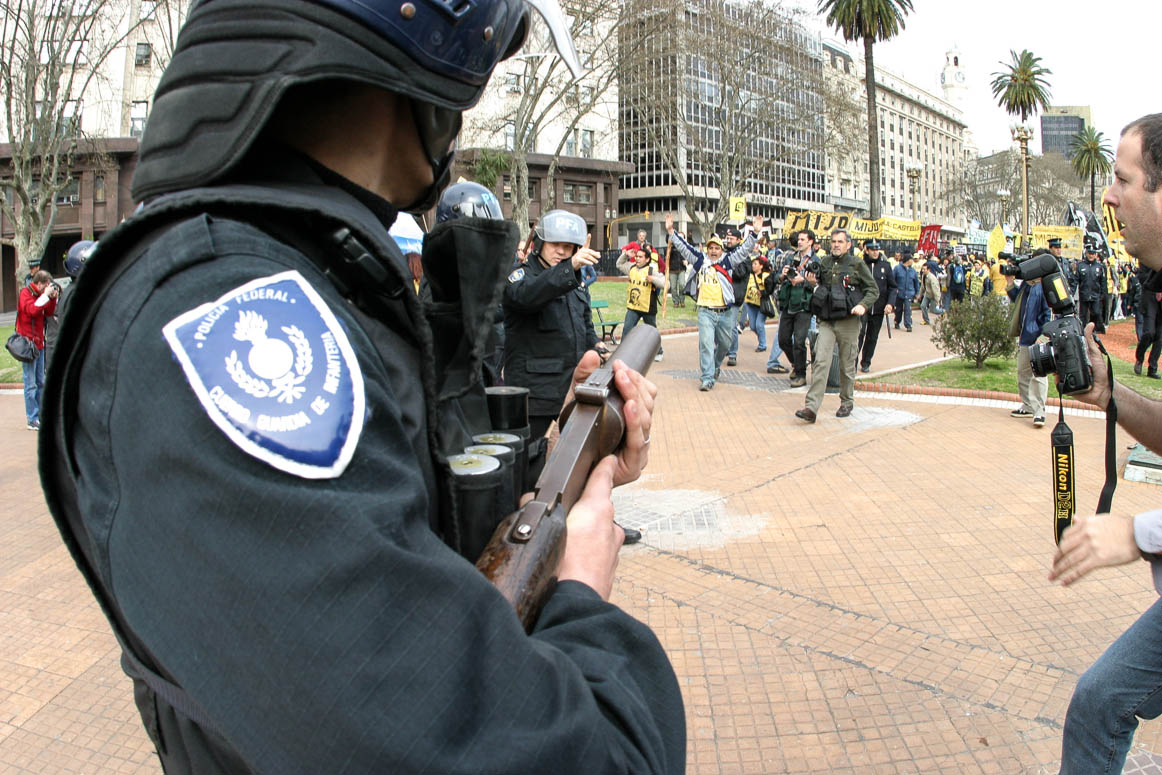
[476,324,662,631]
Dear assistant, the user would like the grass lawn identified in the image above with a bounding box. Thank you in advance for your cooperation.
[869,350,1162,401]
[0,324,20,384]
[588,279,700,332]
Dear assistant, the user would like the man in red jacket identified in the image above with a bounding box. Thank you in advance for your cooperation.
[16,270,59,429]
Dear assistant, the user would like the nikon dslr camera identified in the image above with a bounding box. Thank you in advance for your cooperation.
[1007,253,1093,395]
[1029,316,1092,394]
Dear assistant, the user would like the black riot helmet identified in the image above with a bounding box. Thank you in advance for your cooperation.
[436,181,504,223]
[130,0,582,211]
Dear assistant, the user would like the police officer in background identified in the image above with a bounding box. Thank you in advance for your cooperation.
[1077,242,1108,333]
[1047,237,1073,293]
[38,0,683,771]
[503,209,606,440]
[856,239,896,374]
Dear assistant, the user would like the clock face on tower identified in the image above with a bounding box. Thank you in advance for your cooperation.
[940,72,946,85]
[956,71,965,83]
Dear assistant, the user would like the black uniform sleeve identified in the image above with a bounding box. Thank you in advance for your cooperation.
[86,244,684,773]
[503,259,581,313]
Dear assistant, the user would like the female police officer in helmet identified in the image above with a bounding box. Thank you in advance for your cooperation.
[502,209,605,440]
[38,0,683,771]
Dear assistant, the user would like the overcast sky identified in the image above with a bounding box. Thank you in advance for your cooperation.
[794,0,1162,156]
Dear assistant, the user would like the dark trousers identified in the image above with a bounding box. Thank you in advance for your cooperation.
[1136,293,1162,370]
[950,288,965,303]
[1080,298,1106,334]
[858,313,885,369]
[778,310,811,378]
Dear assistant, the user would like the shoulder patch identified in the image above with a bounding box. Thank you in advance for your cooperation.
[162,270,366,479]
[508,267,525,283]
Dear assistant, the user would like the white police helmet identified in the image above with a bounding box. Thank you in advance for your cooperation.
[535,209,586,247]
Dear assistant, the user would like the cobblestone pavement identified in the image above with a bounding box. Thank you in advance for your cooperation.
[4,321,1162,773]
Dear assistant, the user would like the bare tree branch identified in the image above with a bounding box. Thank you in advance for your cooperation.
[1,0,152,277]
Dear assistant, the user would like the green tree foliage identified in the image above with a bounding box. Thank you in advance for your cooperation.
[470,149,511,190]
[1069,126,1114,211]
[817,0,914,221]
[933,295,1016,368]
[990,50,1052,123]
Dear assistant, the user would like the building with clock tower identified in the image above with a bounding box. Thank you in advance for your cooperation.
[940,47,968,111]
[940,46,977,163]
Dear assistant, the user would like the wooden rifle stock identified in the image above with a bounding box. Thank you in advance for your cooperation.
[475,325,662,631]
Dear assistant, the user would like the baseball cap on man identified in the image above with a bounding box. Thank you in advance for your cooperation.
[706,235,725,248]
[725,227,742,240]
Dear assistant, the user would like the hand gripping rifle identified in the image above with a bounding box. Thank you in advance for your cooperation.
[475,324,662,631]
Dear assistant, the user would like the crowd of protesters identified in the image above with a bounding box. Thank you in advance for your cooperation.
[592,222,1151,425]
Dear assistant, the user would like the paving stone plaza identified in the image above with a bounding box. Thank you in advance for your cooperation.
[4,326,1162,773]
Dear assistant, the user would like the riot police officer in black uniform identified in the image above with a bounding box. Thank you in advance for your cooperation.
[1077,242,1108,333]
[502,208,604,440]
[434,181,508,385]
[856,239,897,373]
[38,0,683,772]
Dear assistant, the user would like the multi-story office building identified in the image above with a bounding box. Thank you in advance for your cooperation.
[617,0,827,244]
[1041,106,1093,158]
[820,41,967,242]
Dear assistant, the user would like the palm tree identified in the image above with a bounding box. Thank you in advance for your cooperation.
[990,49,1051,241]
[990,49,1052,123]
[818,0,914,221]
[1069,126,1113,211]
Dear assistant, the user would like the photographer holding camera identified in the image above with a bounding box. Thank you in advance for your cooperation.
[794,228,877,422]
[1006,259,1052,428]
[1048,113,1162,775]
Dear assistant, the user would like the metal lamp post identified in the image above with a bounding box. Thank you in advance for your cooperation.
[905,162,923,224]
[996,188,1010,228]
[1011,125,1033,247]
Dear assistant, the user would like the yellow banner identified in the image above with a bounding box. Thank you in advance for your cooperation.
[782,210,850,237]
[729,196,747,222]
[1030,226,1084,256]
[782,210,921,241]
[865,216,922,241]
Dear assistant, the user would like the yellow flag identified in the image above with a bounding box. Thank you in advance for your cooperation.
[986,224,1007,261]
[729,197,746,222]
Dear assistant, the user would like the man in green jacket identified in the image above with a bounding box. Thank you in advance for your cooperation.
[796,229,879,422]
[774,229,817,387]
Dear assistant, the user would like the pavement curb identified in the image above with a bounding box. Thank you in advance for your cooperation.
[853,379,1093,411]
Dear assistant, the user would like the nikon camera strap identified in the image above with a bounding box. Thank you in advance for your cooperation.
[1051,337,1119,544]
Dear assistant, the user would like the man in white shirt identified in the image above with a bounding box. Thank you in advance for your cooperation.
[1050,112,1162,774]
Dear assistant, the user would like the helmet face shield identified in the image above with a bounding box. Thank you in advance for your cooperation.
[437,181,504,222]
[522,0,583,78]
[535,209,586,246]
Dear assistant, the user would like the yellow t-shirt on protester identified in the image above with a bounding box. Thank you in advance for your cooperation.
[989,262,1007,296]
[626,263,655,313]
[745,272,769,306]
[697,265,725,307]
